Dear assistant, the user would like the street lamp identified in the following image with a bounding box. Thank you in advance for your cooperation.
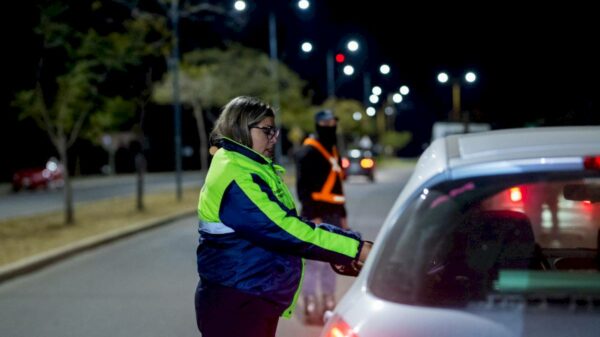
[165,0,249,200]
[234,0,311,162]
[168,0,183,201]
[328,43,358,98]
[300,38,357,98]
[437,71,477,122]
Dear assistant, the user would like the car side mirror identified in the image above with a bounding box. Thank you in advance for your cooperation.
[563,184,600,203]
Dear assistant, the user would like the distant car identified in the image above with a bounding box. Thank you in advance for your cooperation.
[12,158,64,192]
[341,149,376,182]
[322,126,600,337]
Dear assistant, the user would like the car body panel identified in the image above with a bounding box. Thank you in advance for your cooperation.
[12,158,64,191]
[330,290,600,337]
[321,126,600,337]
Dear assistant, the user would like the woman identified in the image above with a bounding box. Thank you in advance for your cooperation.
[195,96,371,337]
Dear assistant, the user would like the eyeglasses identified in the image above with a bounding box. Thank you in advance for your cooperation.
[251,125,280,140]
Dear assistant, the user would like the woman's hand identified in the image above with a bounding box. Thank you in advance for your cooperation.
[358,241,373,265]
[330,241,373,276]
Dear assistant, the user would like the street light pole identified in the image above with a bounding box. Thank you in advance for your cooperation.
[452,80,461,122]
[268,7,283,162]
[236,0,313,162]
[438,71,476,123]
[363,71,371,106]
[169,0,183,201]
[326,49,335,98]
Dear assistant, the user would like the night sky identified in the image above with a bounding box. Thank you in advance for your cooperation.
[288,1,600,126]
[2,1,599,180]
[233,1,600,152]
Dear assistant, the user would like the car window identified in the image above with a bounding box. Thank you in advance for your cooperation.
[370,173,600,307]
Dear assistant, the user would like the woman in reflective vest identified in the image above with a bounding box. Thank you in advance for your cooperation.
[195,97,372,337]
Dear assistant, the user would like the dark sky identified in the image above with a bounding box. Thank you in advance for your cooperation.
[257,1,600,128]
[6,0,599,127]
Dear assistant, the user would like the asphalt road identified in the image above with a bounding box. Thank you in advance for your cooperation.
[0,171,205,220]
[0,165,413,337]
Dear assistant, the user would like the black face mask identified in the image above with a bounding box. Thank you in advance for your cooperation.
[316,125,337,148]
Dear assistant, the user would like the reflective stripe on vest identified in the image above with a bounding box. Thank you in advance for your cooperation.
[199,221,235,234]
[303,138,346,204]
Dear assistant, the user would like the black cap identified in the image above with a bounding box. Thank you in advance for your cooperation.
[314,110,338,122]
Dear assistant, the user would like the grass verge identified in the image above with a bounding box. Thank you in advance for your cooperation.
[0,188,199,267]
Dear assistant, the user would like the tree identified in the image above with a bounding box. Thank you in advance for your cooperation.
[12,2,163,224]
[153,43,311,170]
[379,131,412,155]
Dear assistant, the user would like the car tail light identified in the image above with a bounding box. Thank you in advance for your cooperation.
[509,187,523,203]
[360,158,374,169]
[342,157,350,169]
[321,314,358,337]
[583,156,600,170]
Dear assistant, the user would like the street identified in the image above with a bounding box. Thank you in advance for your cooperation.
[0,171,205,220]
[0,165,412,337]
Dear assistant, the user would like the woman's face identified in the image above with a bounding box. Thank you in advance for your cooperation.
[250,116,279,159]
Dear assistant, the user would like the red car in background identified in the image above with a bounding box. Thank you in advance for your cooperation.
[12,158,65,192]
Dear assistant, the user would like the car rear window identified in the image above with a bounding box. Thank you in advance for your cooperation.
[369,173,600,307]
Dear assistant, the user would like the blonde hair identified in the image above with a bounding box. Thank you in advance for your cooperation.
[210,96,275,148]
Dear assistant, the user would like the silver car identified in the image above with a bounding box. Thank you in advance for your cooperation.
[321,126,600,337]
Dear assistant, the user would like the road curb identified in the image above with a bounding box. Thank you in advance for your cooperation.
[0,210,195,284]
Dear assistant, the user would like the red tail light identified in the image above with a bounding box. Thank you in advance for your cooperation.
[342,157,350,169]
[321,314,358,337]
[360,158,375,169]
[584,156,600,170]
[509,187,523,202]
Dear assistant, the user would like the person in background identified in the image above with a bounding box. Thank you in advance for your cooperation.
[195,97,372,337]
[294,109,348,324]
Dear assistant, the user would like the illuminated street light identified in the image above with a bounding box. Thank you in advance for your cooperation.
[298,0,310,10]
[465,71,477,83]
[347,40,359,52]
[301,41,313,53]
[437,70,478,121]
[372,86,382,96]
[234,0,246,11]
[392,93,403,103]
[379,64,390,75]
[399,85,409,95]
[437,72,449,83]
[343,65,355,76]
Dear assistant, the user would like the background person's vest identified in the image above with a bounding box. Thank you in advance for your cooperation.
[303,138,345,204]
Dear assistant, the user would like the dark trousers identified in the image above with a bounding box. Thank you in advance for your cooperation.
[194,280,281,337]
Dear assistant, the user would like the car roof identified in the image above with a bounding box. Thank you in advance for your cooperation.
[391,126,600,215]
[445,126,600,167]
